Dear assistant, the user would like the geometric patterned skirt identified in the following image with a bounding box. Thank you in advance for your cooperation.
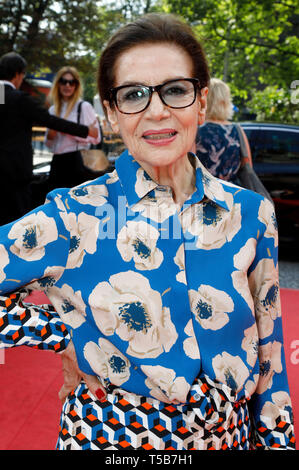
[56,375,252,450]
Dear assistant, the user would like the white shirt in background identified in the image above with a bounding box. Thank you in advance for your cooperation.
[45,99,101,154]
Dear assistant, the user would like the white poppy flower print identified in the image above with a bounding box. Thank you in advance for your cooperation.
[69,184,108,206]
[245,374,259,396]
[53,194,66,212]
[200,195,241,250]
[28,265,65,291]
[141,365,190,403]
[248,258,280,339]
[84,338,131,387]
[256,341,282,394]
[117,220,163,270]
[89,271,178,359]
[201,166,226,200]
[180,204,202,239]
[106,169,119,185]
[260,391,293,430]
[0,244,9,282]
[59,211,99,269]
[182,193,241,250]
[134,167,157,198]
[241,324,259,367]
[183,319,201,360]
[8,212,58,261]
[49,283,86,329]
[258,199,278,247]
[189,284,234,330]
[212,351,249,393]
[231,238,256,311]
[174,244,187,284]
[133,194,177,224]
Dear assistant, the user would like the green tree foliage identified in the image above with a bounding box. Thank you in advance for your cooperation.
[247,85,299,123]
[0,0,118,101]
[161,0,299,122]
[1,0,298,122]
[1,1,101,69]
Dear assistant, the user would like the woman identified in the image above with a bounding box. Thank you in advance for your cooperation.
[45,66,101,189]
[195,78,252,182]
[0,14,295,451]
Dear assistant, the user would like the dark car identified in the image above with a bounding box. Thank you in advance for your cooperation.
[240,122,299,244]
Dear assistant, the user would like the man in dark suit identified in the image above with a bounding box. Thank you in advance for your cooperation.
[0,52,97,226]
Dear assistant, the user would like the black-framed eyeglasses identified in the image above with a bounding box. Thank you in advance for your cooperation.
[110,78,200,114]
[59,77,78,86]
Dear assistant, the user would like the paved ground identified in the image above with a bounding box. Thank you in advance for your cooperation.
[279,260,299,289]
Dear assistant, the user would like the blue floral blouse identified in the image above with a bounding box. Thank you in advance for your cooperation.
[196,122,241,181]
[0,150,295,449]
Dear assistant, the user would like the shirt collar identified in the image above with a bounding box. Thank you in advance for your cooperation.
[0,80,15,89]
[115,149,230,211]
[115,149,158,207]
[191,153,230,211]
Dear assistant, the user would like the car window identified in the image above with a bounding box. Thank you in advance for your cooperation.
[242,128,261,161]
[254,129,299,163]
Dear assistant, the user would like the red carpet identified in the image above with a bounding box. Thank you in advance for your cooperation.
[280,288,299,448]
[0,289,298,450]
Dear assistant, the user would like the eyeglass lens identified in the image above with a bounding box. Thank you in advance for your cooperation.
[115,79,197,114]
[59,78,77,86]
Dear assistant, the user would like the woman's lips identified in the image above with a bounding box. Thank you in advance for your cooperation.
[142,129,177,145]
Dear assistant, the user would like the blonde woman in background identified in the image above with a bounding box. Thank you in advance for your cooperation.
[195,77,251,182]
[45,66,101,190]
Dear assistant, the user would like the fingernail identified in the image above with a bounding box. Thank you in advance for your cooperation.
[95,388,106,402]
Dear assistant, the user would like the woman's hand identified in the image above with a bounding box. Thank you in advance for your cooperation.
[47,129,57,140]
[58,340,106,403]
[88,119,99,139]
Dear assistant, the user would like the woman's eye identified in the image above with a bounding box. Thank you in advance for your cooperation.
[123,88,146,101]
[164,86,186,96]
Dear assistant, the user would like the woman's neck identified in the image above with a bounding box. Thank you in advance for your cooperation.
[142,154,196,208]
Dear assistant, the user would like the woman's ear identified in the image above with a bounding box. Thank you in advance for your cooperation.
[198,87,208,125]
[103,100,120,134]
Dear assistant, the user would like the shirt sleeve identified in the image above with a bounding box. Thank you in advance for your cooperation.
[74,101,101,145]
[20,92,89,138]
[0,290,69,352]
[44,105,54,150]
[0,196,71,352]
[248,198,296,449]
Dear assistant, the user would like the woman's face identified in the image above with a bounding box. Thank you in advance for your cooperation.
[58,72,77,101]
[104,43,207,170]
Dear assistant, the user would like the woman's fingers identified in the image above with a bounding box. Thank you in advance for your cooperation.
[58,352,81,403]
[88,120,99,138]
[82,372,107,402]
[59,340,107,403]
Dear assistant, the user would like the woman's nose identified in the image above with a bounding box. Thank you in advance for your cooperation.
[145,91,170,119]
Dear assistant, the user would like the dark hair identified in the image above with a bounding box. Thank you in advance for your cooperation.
[0,52,27,80]
[98,13,209,110]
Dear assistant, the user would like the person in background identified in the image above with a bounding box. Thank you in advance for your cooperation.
[0,14,295,451]
[195,77,252,182]
[45,66,101,190]
[0,52,98,226]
